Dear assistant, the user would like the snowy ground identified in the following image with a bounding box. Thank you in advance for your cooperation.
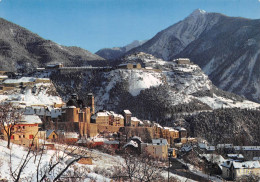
[0,140,194,181]
[197,94,260,109]
[0,82,63,107]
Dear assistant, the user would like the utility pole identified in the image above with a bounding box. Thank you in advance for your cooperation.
[168,150,172,182]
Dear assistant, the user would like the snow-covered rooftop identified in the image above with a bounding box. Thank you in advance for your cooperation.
[234,146,260,151]
[222,160,260,169]
[19,115,42,124]
[164,127,178,132]
[152,138,168,145]
[3,77,36,84]
[227,154,244,159]
[123,140,138,148]
[96,111,110,117]
[123,110,132,114]
[64,132,79,139]
[131,136,143,143]
[131,117,141,122]
[154,123,163,128]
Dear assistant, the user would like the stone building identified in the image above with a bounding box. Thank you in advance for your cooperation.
[4,115,42,148]
[141,138,169,159]
[61,94,92,137]
[221,160,260,180]
[123,110,132,126]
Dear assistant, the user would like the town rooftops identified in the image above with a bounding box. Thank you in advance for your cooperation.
[206,146,216,151]
[3,77,36,84]
[181,144,192,152]
[154,123,163,128]
[46,63,63,67]
[175,126,187,131]
[109,111,124,118]
[96,111,110,117]
[234,146,260,151]
[253,157,260,161]
[95,111,124,118]
[104,140,120,145]
[227,154,244,159]
[198,142,207,149]
[131,136,143,143]
[64,132,79,139]
[123,110,132,114]
[163,127,178,132]
[200,154,226,169]
[222,160,260,169]
[19,115,42,124]
[152,138,168,145]
[131,117,141,122]
[123,140,138,148]
[217,144,233,149]
[46,130,56,138]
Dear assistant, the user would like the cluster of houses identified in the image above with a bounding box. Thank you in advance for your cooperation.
[0,71,51,94]
[1,83,192,161]
[198,142,260,180]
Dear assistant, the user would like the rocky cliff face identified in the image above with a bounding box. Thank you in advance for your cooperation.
[0,18,104,72]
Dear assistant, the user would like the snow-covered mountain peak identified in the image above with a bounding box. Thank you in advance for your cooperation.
[190,9,207,16]
[126,10,221,61]
[184,8,209,24]
[125,40,147,52]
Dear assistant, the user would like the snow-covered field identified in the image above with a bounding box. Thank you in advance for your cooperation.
[0,140,195,182]
[197,94,260,109]
[0,140,116,181]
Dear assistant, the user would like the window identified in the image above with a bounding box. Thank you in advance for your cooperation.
[23,135,25,138]
[23,126,25,129]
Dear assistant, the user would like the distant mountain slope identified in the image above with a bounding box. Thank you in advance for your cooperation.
[176,15,260,102]
[0,18,104,72]
[125,10,260,103]
[127,9,222,60]
[96,40,146,60]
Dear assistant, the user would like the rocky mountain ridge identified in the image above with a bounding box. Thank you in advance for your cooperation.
[124,9,260,103]
[95,40,146,60]
[0,18,104,72]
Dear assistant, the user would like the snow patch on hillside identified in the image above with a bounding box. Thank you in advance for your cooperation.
[127,70,163,96]
[0,83,63,106]
[197,94,260,109]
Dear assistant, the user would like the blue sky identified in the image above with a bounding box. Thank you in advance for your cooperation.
[0,0,260,53]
